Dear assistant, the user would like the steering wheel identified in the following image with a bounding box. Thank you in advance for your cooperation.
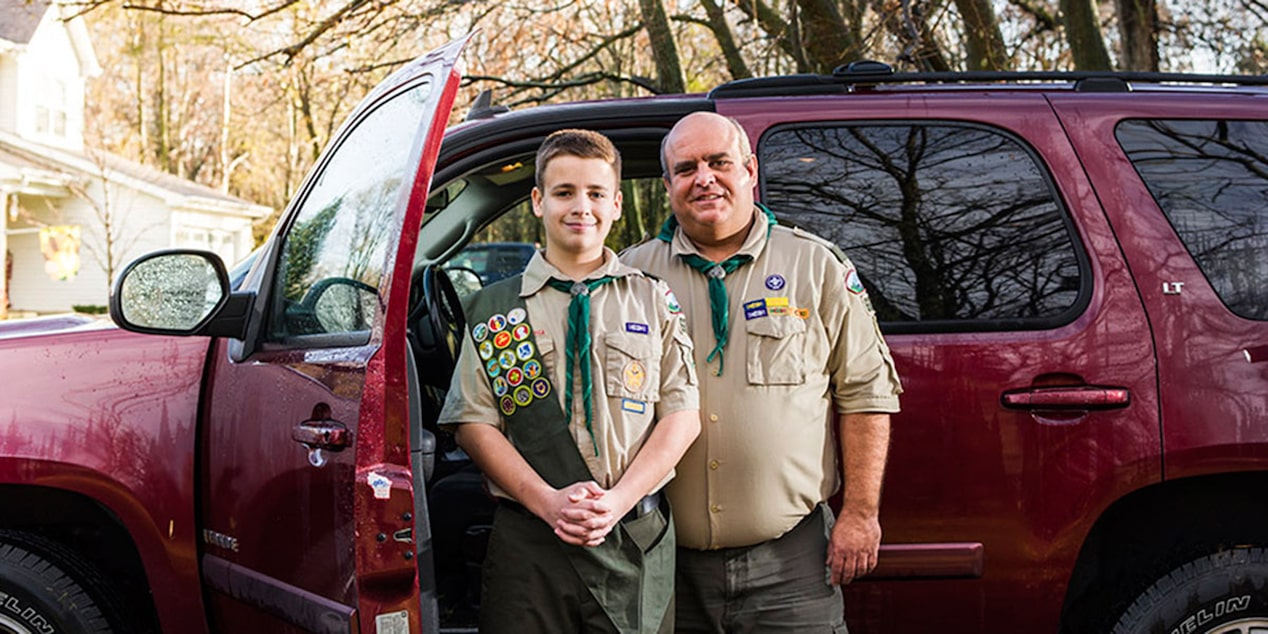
[408,265,466,388]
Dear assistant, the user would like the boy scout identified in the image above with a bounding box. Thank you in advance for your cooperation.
[438,129,701,633]
[622,112,902,632]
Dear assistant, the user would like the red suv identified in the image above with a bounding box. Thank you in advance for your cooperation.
[2,36,1267,633]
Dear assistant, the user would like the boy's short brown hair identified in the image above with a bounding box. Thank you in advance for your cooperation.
[535,129,622,188]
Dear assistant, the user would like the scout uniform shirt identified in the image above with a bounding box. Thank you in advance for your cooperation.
[621,208,903,550]
[438,247,698,499]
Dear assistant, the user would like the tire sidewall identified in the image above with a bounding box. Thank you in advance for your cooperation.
[0,543,110,634]
[1114,549,1268,634]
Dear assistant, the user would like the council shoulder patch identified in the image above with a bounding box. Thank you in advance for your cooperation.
[845,268,867,295]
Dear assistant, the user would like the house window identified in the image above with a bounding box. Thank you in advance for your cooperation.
[34,78,68,138]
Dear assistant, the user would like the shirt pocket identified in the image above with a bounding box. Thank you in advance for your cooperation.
[745,316,807,385]
[603,331,662,402]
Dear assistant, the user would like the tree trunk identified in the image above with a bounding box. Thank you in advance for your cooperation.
[795,0,858,73]
[701,0,751,79]
[1116,0,1159,71]
[1060,0,1113,70]
[954,0,1009,70]
[638,0,686,93]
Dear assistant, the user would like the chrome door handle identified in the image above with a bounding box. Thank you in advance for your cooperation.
[1000,386,1131,411]
[292,418,351,451]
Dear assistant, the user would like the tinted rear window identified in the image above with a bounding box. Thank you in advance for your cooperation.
[760,122,1084,333]
[1116,119,1268,321]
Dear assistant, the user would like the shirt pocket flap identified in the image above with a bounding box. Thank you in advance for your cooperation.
[604,331,658,359]
[745,315,807,339]
[535,334,554,355]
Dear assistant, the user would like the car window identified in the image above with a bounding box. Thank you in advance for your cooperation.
[267,78,435,344]
[1116,119,1268,321]
[760,122,1084,332]
[430,156,669,301]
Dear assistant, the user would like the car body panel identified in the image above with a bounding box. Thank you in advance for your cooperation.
[721,93,1161,631]
[0,323,209,633]
[196,37,467,634]
[1050,93,1268,478]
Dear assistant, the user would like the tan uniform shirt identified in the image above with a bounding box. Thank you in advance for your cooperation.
[622,212,902,549]
[438,248,699,500]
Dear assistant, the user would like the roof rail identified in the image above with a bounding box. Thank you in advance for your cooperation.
[708,60,1268,99]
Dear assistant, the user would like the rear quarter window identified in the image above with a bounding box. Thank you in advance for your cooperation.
[1115,119,1268,321]
[760,122,1085,333]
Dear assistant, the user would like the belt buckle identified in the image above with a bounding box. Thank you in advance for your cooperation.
[623,493,659,523]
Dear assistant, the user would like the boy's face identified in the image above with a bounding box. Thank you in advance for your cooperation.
[531,154,622,261]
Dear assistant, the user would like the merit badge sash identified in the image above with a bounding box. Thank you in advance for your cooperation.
[464,275,673,633]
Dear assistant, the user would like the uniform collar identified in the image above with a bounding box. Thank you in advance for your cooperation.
[659,202,776,262]
[520,247,636,297]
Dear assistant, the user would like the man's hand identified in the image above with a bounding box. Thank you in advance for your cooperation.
[826,509,881,585]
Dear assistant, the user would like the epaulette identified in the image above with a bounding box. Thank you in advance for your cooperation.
[780,224,850,264]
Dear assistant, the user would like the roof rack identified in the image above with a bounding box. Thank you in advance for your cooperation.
[708,60,1268,99]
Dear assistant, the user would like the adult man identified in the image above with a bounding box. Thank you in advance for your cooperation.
[439,129,701,633]
[622,112,902,632]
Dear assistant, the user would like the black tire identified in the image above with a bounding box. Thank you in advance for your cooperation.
[0,531,118,634]
[1112,547,1268,634]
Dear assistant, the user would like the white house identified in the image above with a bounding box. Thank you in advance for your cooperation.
[0,0,269,317]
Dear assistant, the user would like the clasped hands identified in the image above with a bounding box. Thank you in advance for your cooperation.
[535,481,635,547]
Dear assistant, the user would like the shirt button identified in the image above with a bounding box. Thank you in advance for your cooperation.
[709,460,719,470]
[710,504,721,513]
[709,413,719,422]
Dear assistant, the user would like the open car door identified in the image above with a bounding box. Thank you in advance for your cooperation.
[194,36,467,634]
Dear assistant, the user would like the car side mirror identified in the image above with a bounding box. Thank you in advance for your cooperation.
[110,250,253,339]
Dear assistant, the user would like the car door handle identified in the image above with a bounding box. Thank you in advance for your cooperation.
[1245,345,1268,364]
[1000,386,1131,411]
[292,418,352,451]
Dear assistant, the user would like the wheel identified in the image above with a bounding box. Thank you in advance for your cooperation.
[1112,547,1268,634]
[407,265,466,388]
[0,531,120,634]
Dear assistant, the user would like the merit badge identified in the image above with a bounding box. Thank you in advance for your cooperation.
[478,340,494,361]
[499,395,516,416]
[513,386,534,407]
[499,350,517,369]
[625,322,649,334]
[507,367,524,386]
[512,323,531,341]
[507,307,527,325]
[845,268,866,295]
[623,360,647,392]
[516,341,535,361]
[744,299,768,320]
[665,289,681,314]
[621,399,647,414]
[488,314,507,332]
[531,377,551,399]
[523,359,543,379]
[472,323,489,342]
[493,331,513,349]
[765,274,786,291]
[795,307,811,319]
[492,376,509,397]
[485,358,501,378]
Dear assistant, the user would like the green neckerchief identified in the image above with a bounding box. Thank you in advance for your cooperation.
[545,275,618,455]
[657,204,777,375]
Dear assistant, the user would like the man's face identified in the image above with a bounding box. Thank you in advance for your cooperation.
[531,154,621,260]
[662,115,758,241]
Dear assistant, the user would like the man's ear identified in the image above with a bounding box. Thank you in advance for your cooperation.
[613,189,623,221]
[530,186,544,218]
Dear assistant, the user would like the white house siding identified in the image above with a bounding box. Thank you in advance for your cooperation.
[0,55,17,133]
[15,8,85,151]
[7,183,173,312]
